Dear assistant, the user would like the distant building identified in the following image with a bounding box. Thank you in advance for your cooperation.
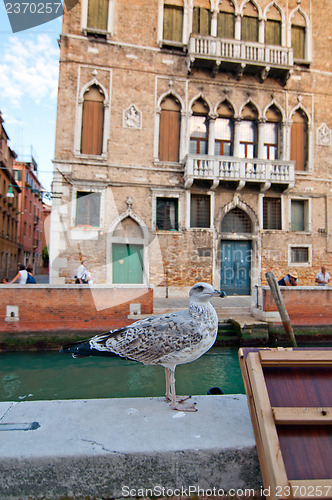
[13,159,45,273]
[0,112,20,280]
[50,0,332,293]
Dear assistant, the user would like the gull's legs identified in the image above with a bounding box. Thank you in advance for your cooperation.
[164,367,191,404]
[169,368,197,412]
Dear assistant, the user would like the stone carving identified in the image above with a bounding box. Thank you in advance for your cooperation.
[123,104,142,129]
[317,123,331,146]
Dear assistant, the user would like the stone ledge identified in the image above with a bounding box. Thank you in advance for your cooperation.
[0,395,261,499]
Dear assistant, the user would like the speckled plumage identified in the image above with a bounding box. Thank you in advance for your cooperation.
[61,282,225,411]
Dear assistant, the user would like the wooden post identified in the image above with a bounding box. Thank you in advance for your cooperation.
[265,271,298,348]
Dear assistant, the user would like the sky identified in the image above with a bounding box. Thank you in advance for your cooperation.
[0,4,63,197]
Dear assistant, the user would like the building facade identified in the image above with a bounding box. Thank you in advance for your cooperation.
[0,112,20,281]
[13,160,45,273]
[50,0,332,293]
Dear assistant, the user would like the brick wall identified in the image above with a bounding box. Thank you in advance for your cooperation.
[262,287,332,326]
[0,285,153,335]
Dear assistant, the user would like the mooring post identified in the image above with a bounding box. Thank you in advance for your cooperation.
[265,271,298,347]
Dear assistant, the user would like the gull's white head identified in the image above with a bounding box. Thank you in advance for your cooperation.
[189,282,226,304]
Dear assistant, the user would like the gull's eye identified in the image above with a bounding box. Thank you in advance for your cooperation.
[195,285,204,292]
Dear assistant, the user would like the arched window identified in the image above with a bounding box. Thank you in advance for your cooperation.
[239,103,258,159]
[221,208,252,233]
[241,1,259,42]
[190,98,209,155]
[291,109,308,171]
[215,101,234,156]
[192,0,211,36]
[163,0,184,42]
[291,10,306,60]
[81,85,104,155]
[264,105,282,160]
[265,4,281,46]
[217,0,235,39]
[159,95,181,162]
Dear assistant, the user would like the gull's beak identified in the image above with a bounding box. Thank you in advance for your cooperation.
[209,289,227,298]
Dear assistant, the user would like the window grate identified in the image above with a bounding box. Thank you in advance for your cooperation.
[221,208,252,233]
[190,194,210,228]
[291,246,309,263]
[263,197,281,230]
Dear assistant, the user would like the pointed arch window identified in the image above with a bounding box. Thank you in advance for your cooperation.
[192,0,211,35]
[239,104,258,159]
[215,101,234,156]
[264,106,282,160]
[221,208,252,233]
[159,95,181,162]
[190,98,209,155]
[163,0,184,43]
[241,1,259,42]
[217,0,235,39]
[265,4,281,45]
[81,85,104,156]
[291,11,306,60]
[291,109,308,171]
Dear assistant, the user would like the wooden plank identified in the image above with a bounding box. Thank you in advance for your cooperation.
[246,352,289,497]
[289,479,332,498]
[259,349,332,366]
[273,407,332,425]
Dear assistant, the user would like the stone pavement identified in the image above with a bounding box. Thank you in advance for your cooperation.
[0,395,261,499]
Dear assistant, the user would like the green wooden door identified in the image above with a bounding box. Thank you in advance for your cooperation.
[112,243,144,284]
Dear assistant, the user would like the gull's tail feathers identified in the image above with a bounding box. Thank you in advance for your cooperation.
[60,334,119,358]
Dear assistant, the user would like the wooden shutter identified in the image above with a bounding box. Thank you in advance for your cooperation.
[81,86,104,156]
[163,5,183,42]
[192,7,210,35]
[217,12,234,39]
[292,25,305,59]
[87,0,108,31]
[291,112,307,171]
[265,19,281,45]
[242,16,258,41]
[159,97,181,162]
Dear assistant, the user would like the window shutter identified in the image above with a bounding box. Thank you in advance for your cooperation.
[292,25,305,59]
[242,16,258,41]
[217,12,234,39]
[81,86,104,156]
[163,5,183,42]
[87,0,108,31]
[81,101,104,155]
[291,112,307,171]
[265,19,281,45]
[159,97,181,162]
[192,7,210,35]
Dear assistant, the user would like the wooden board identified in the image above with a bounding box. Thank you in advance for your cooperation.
[239,348,332,499]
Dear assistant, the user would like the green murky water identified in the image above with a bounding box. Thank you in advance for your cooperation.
[0,347,244,402]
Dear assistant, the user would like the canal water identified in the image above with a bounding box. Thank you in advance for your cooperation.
[0,347,245,402]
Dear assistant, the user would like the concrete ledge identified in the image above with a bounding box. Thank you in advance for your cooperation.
[0,395,261,499]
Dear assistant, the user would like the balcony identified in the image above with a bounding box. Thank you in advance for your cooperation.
[184,155,295,192]
[187,35,293,84]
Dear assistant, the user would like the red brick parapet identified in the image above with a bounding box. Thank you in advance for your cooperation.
[0,285,153,335]
[259,286,332,326]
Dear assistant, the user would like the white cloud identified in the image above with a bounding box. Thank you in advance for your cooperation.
[0,34,59,107]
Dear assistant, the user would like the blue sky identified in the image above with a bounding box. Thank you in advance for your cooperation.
[0,5,62,195]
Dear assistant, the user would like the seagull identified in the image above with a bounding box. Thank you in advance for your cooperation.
[60,282,226,411]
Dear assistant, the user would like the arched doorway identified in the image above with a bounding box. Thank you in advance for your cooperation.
[111,217,145,284]
[220,208,252,295]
